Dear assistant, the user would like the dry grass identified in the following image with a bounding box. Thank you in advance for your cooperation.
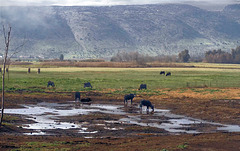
[8,66,240,73]
[9,61,240,69]
[41,61,234,68]
[40,61,142,68]
[149,88,240,100]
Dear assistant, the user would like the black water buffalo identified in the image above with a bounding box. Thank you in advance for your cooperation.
[75,92,81,101]
[124,94,135,104]
[166,72,171,76]
[160,71,165,75]
[139,84,147,90]
[47,81,55,87]
[84,82,92,88]
[140,100,154,112]
[80,98,92,103]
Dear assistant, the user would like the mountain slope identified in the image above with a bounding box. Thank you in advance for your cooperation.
[0,4,240,59]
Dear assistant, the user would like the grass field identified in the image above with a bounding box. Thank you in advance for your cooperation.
[2,63,240,94]
[1,62,240,151]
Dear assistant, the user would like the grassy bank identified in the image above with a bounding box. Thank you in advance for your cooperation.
[2,64,240,94]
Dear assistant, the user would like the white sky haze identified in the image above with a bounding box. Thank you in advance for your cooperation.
[0,0,239,10]
[0,0,238,6]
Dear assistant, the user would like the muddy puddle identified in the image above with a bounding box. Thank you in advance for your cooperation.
[5,101,240,137]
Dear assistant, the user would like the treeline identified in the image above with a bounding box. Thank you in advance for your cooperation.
[110,49,192,63]
[110,51,178,64]
[204,46,240,63]
[111,46,240,64]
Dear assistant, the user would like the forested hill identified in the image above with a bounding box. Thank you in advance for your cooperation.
[0,4,240,59]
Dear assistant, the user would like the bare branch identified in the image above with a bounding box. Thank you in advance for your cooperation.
[9,39,28,59]
[3,25,7,44]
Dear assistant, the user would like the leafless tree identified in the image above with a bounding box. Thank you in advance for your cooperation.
[0,25,11,125]
[0,25,26,126]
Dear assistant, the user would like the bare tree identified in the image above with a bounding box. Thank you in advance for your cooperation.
[0,24,26,126]
[0,25,11,126]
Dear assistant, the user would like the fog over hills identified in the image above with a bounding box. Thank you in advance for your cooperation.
[0,4,240,59]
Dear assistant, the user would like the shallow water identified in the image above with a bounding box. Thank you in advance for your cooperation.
[5,102,240,135]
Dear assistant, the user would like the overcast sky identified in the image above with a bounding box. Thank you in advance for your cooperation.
[0,0,240,10]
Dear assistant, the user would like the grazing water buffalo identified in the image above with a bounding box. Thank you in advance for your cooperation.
[139,84,147,90]
[80,98,92,103]
[160,71,165,75]
[47,81,55,87]
[75,92,81,101]
[124,94,135,104]
[84,82,92,88]
[140,100,154,112]
[166,72,171,76]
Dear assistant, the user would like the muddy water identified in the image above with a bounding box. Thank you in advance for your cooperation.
[5,101,240,136]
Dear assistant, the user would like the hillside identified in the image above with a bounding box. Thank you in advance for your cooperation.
[0,4,240,59]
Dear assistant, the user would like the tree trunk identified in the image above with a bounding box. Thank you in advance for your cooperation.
[0,26,11,126]
[0,52,7,125]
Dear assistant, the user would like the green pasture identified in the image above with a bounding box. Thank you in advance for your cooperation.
[1,65,240,94]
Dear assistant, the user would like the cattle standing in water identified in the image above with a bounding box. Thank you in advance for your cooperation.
[75,92,81,101]
[47,81,55,87]
[124,94,135,104]
[160,71,165,75]
[166,72,171,76]
[139,84,147,90]
[84,82,92,88]
[80,98,92,103]
[140,100,154,112]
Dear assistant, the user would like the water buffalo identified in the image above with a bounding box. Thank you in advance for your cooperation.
[80,98,92,103]
[140,99,154,112]
[166,72,171,76]
[160,71,165,75]
[47,81,55,87]
[124,94,135,104]
[75,92,81,101]
[84,82,92,88]
[139,84,147,90]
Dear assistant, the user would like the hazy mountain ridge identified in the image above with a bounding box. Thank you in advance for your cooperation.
[223,4,240,24]
[0,4,240,59]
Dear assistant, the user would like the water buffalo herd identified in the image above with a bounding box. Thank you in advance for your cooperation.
[84,82,92,88]
[140,100,154,112]
[139,84,147,90]
[75,92,81,101]
[74,91,154,113]
[124,94,135,104]
[80,98,92,103]
[47,70,172,113]
[75,91,92,103]
[47,81,55,87]
[160,71,171,76]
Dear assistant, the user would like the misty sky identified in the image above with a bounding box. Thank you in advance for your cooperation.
[0,0,240,10]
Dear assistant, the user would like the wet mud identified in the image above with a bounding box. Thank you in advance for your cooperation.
[4,99,240,137]
[1,91,240,151]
